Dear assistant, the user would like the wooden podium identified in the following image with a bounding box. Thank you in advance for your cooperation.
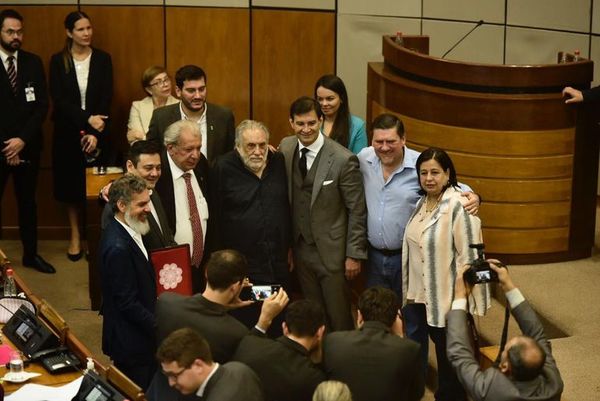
[367,35,599,264]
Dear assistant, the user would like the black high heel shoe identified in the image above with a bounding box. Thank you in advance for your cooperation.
[67,250,83,262]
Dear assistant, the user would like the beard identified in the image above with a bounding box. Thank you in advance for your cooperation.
[0,37,21,53]
[240,152,267,173]
[124,210,150,235]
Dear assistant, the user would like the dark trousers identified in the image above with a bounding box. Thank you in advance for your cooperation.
[0,156,40,258]
[114,359,157,391]
[403,303,466,401]
[293,237,354,331]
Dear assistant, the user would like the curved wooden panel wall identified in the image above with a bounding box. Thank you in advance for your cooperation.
[368,36,598,263]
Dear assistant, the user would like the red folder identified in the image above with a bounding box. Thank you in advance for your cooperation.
[150,244,193,296]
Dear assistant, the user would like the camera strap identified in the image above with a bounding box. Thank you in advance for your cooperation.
[493,301,511,367]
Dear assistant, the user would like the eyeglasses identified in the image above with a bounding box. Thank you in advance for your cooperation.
[150,77,170,87]
[1,29,23,37]
[163,366,190,380]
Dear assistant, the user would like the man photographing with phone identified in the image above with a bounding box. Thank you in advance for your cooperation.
[446,261,564,401]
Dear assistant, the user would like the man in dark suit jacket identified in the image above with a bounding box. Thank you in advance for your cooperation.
[155,249,288,361]
[100,140,175,251]
[322,287,424,401]
[0,9,54,273]
[279,96,367,331]
[447,261,564,401]
[148,328,264,401]
[146,64,235,166]
[153,120,210,292]
[232,299,326,401]
[563,85,600,103]
[99,175,157,389]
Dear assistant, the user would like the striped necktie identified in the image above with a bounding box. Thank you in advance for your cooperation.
[6,56,17,96]
[182,172,204,267]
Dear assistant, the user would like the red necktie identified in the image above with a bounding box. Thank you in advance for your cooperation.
[182,173,204,267]
[7,56,17,96]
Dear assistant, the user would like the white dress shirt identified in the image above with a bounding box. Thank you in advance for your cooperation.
[0,48,18,74]
[180,102,208,159]
[297,132,325,172]
[114,216,148,260]
[74,52,91,110]
[167,152,208,257]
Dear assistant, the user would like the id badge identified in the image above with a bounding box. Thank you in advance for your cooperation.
[25,84,36,102]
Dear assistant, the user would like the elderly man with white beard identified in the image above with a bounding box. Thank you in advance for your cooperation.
[99,174,158,390]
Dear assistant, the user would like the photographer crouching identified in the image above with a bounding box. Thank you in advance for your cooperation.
[447,260,564,401]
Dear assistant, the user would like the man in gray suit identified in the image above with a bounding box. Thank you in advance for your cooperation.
[146,64,235,165]
[100,140,175,251]
[149,327,264,401]
[447,261,564,401]
[279,96,367,331]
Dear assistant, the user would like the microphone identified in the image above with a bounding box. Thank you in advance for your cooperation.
[441,19,484,59]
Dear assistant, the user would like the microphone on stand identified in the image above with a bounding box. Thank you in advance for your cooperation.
[441,19,485,59]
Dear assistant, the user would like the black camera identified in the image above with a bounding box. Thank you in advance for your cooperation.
[463,243,498,285]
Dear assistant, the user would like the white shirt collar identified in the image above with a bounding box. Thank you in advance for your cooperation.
[179,101,207,122]
[297,132,324,154]
[195,363,219,397]
[0,48,18,65]
[166,150,194,180]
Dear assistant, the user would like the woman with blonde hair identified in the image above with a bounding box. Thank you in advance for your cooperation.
[313,381,353,401]
[126,65,177,143]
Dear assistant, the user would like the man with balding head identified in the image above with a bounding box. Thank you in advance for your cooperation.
[155,119,210,291]
[447,261,563,401]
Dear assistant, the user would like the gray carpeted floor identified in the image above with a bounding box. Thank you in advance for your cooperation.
[1,209,599,401]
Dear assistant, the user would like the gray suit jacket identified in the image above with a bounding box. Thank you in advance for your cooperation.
[447,300,563,401]
[279,135,367,271]
[146,102,235,165]
[147,361,264,401]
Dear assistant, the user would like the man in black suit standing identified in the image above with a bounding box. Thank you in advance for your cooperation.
[146,64,235,165]
[232,299,326,401]
[154,120,209,292]
[99,174,157,389]
[0,9,54,273]
[322,287,424,401]
[100,140,175,251]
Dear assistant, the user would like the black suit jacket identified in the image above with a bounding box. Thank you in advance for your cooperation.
[146,102,235,165]
[154,150,210,238]
[233,334,325,401]
[0,49,48,157]
[100,190,175,251]
[99,218,156,365]
[322,321,424,401]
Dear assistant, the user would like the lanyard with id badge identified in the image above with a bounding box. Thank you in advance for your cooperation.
[25,82,36,102]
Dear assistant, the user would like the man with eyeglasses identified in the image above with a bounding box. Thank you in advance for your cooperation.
[0,9,55,274]
[148,328,264,401]
[155,119,210,292]
[147,64,235,166]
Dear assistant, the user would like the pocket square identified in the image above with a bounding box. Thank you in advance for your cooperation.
[323,180,334,186]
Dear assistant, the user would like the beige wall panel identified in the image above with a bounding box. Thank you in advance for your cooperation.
[166,0,248,6]
[505,27,589,65]
[252,9,334,145]
[252,0,333,9]
[422,20,504,63]
[507,0,591,32]
[81,6,165,153]
[166,7,250,125]
[423,0,504,24]
[458,177,572,203]
[339,0,420,17]
[81,0,162,4]
[482,227,569,254]
[337,14,420,121]
[479,202,571,229]
[594,1,600,34]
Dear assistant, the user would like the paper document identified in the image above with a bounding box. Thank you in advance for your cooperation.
[5,375,83,401]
